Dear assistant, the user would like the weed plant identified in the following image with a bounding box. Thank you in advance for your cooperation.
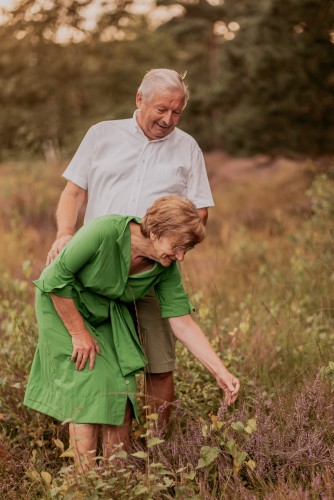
[0,160,333,498]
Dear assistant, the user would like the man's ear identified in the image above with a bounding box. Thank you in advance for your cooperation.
[150,232,157,241]
[136,91,143,109]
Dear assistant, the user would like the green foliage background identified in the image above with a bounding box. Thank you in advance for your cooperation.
[0,0,333,159]
[1,160,334,498]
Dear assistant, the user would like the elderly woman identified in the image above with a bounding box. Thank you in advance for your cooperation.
[24,195,239,467]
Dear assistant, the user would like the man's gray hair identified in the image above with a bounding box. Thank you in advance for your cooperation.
[138,68,189,108]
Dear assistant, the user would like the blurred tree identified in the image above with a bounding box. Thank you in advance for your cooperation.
[154,0,334,155]
[0,0,333,158]
[0,0,92,159]
[0,0,181,158]
[156,0,230,148]
[213,0,334,155]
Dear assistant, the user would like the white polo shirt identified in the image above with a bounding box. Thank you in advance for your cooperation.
[63,114,214,222]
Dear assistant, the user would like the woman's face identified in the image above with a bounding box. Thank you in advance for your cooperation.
[151,234,190,267]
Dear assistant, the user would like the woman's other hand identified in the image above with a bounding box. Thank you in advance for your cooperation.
[50,295,101,371]
[71,330,101,371]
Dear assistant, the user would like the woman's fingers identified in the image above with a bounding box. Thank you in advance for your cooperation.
[88,349,97,371]
[217,372,240,406]
[71,335,101,371]
[72,347,94,370]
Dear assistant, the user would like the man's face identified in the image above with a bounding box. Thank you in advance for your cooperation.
[135,90,185,140]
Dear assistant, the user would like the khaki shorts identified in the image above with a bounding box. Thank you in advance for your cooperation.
[130,289,176,374]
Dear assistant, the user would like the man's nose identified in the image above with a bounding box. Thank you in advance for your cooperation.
[161,110,173,125]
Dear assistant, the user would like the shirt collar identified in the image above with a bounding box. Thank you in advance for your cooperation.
[116,215,142,278]
[131,110,173,142]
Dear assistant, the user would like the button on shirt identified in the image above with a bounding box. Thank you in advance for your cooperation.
[63,113,214,221]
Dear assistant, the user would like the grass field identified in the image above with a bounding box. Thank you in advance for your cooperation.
[0,156,333,498]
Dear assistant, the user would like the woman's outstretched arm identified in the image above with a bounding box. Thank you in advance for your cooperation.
[168,314,240,405]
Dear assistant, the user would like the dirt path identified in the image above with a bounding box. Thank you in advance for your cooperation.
[204,151,316,188]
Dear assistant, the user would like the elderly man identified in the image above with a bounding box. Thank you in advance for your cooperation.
[47,68,214,423]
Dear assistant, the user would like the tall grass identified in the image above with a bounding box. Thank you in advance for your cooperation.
[0,159,333,498]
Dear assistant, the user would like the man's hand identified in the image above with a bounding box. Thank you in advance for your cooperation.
[71,330,101,371]
[46,234,73,265]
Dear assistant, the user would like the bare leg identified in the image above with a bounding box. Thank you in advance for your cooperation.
[69,423,99,471]
[102,402,132,459]
[145,371,174,425]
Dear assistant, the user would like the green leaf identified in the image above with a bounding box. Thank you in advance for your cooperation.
[60,450,75,458]
[146,413,159,420]
[27,470,40,481]
[201,424,208,438]
[246,459,256,471]
[234,451,248,466]
[226,438,238,457]
[246,418,257,432]
[131,451,148,459]
[231,421,245,432]
[196,458,207,469]
[184,471,196,480]
[41,471,52,485]
[53,439,64,452]
[147,437,165,448]
[156,469,174,476]
[61,418,74,425]
[163,477,174,487]
[196,446,220,469]
[176,466,187,473]
[134,485,149,495]
[239,322,249,333]
[149,462,164,468]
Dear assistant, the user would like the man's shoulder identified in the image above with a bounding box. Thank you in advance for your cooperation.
[172,127,200,148]
[90,118,133,134]
[85,214,139,235]
[86,214,127,230]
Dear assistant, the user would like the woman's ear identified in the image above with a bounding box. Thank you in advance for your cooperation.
[150,232,157,241]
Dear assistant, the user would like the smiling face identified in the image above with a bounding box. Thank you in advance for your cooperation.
[135,90,185,140]
[150,233,190,267]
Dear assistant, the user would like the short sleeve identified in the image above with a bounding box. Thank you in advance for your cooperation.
[186,145,214,209]
[33,219,107,296]
[33,260,74,298]
[154,263,192,318]
[62,125,97,189]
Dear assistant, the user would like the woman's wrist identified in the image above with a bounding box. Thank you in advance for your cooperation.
[70,329,87,336]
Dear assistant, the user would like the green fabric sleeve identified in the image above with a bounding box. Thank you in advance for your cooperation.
[154,263,192,318]
[33,219,113,296]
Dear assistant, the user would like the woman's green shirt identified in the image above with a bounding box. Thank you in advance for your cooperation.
[24,215,192,425]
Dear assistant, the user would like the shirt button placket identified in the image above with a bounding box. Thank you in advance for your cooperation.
[129,144,147,214]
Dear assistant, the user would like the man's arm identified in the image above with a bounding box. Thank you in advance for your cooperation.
[46,181,87,265]
[197,207,208,225]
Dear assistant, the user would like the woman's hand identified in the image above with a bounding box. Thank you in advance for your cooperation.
[71,330,101,371]
[50,295,101,371]
[215,369,240,406]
